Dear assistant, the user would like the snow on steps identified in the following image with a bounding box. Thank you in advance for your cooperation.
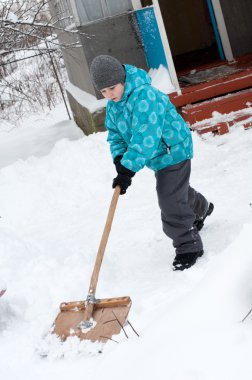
[182,87,252,135]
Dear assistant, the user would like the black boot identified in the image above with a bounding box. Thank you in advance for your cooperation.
[173,250,204,271]
[194,202,214,232]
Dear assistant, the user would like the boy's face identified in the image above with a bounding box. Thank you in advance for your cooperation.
[100,83,125,102]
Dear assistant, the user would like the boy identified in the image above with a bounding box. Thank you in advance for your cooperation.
[90,55,213,271]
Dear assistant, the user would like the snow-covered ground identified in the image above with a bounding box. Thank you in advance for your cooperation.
[0,103,252,380]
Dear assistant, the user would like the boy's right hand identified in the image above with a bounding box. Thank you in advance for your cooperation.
[112,173,132,195]
[113,155,135,194]
[114,155,135,177]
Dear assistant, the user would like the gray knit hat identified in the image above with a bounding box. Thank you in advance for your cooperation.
[90,55,126,90]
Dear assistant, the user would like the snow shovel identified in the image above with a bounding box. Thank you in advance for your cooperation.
[52,186,132,343]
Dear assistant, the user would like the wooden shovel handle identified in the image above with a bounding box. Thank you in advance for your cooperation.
[83,186,121,322]
[88,185,121,298]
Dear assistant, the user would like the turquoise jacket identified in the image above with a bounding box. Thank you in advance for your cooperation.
[105,64,193,172]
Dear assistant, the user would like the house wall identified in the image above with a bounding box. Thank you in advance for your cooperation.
[78,11,148,99]
[220,0,252,57]
[58,31,96,95]
[48,1,147,97]
[48,1,147,134]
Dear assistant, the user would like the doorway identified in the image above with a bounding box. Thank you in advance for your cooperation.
[160,0,221,72]
[142,0,223,73]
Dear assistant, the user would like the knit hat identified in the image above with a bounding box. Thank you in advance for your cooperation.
[90,55,126,90]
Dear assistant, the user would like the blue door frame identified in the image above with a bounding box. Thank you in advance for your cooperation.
[135,7,167,70]
[206,0,225,60]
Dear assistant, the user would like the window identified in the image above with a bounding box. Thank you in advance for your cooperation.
[74,0,133,25]
[53,0,74,28]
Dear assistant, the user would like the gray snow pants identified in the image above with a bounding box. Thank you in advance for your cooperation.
[155,159,208,255]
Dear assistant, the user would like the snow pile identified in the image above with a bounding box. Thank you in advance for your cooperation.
[66,82,107,113]
[0,104,252,379]
[0,104,83,169]
[149,64,175,94]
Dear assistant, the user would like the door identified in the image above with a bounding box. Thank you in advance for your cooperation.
[220,0,252,57]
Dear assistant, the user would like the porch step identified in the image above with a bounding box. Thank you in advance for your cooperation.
[170,60,252,107]
[182,87,252,124]
[189,107,252,135]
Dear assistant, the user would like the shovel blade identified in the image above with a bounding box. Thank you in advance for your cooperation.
[52,296,132,343]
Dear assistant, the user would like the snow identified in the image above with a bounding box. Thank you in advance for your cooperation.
[0,102,252,379]
[149,64,175,94]
[0,280,7,293]
[0,105,83,169]
[6,12,18,23]
[65,83,108,113]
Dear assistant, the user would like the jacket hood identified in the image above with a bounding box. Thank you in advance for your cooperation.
[118,64,151,104]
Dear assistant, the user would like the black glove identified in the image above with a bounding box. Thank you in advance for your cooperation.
[114,155,124,173]
[112,173,132,194]
[113,155,135,195]
[114,155,135,177]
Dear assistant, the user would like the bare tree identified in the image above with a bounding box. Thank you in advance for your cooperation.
[0,0,83,55]
[0,0,82,123]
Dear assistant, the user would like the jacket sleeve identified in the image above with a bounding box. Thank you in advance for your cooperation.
[121,88,166,172]
[105,107,127,161]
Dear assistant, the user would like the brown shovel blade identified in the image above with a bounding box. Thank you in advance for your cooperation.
[52,296,132,343]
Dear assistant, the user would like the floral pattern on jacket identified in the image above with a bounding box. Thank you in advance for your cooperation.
[105,64,193,172]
